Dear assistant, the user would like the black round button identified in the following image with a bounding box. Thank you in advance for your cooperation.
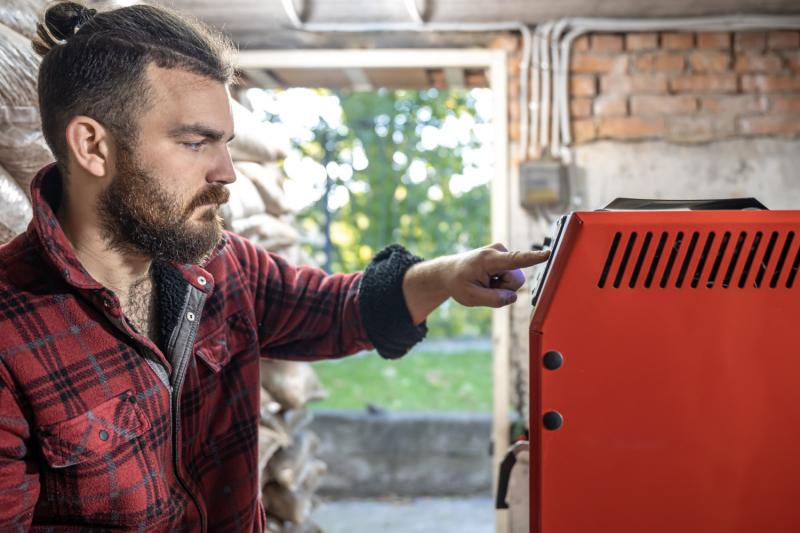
[543,411,563,431]
[543,351,564,370]
[98,429,109,441]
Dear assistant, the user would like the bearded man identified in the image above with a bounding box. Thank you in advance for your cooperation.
[0,2,548,530]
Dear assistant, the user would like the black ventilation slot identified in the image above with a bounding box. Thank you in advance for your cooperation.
[754,232,779,288]
[738,232,763,288]
[659,232,684,288]
[599,229,796,290]
[787,241,800,289]
[644,232,668,288]
[706,232,731,288]
[675,232,700,288]
[613,232,637,288]
[629,232,653,288]
[690,233,716,288]
[598,232,621,288]
[722,232,747,288]
[770,232,795,288]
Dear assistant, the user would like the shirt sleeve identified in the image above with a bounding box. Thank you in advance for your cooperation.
[229,234,426,360]
[0,364,39,531]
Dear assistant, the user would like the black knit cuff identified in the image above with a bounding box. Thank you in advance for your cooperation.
[359,244,428,359]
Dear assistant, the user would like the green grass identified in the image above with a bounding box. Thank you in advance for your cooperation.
[310,349,492,412]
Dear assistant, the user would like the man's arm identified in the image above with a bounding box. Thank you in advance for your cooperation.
[0,365,38,531]
[402,242,550,325]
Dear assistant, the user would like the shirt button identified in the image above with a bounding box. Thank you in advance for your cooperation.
[99,429,109,441]
[197,276,207,286]
[187,312,196,322]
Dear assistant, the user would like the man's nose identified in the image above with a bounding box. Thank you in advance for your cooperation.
[208,145,236,185]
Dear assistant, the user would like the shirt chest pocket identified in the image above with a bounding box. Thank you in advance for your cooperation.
[36,391,169,527]
[194,312,257,373]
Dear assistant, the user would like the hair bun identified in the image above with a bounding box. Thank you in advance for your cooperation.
[33,2,98,56]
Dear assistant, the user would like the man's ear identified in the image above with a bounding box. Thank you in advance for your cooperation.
[64,116,111,178]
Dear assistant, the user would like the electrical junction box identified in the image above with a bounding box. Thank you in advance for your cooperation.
[519,160,566,208]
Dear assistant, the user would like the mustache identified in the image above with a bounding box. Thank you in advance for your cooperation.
[185,185,230,215]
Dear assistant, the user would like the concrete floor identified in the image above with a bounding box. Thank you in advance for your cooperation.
[312,496,494,533]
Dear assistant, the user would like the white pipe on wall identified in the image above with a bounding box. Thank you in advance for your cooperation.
[535,15,800,160]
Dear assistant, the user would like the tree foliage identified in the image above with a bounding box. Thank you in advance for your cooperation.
[290,88,493,338]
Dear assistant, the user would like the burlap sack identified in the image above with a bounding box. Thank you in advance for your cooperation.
[231,213,299,252]
[234,161,290,217]
[0,163,32,237]
[0,22,39,104]
[0,0,47,39]
[267,431,320,491]
[263,483,313,525]
[0,105,52,196]
[0,24,53,194]
[224,168,268,223]
[258,425,290,489]
[230,100,290,163]
[260,361,327,410]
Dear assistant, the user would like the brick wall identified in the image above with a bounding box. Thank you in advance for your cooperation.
[570,30,800,144]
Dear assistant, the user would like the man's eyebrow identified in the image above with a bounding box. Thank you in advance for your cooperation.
[168,123,235,143]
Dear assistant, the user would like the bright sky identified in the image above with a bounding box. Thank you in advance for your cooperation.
[244,87,495,212]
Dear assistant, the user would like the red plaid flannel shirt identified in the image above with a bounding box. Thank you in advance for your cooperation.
[0,165,424,531]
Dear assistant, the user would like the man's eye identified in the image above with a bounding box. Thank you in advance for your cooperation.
[183,141,205,151]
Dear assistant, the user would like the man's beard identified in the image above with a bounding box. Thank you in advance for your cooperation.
[97,147,230,265]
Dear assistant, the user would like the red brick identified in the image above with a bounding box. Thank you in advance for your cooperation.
[626,33,658,51]
[688,51,731,73]
[570,98,593,118]
[770,96,800,113]
[735,32,766,51]
[570,75,597,96]
[570,53,628,74]
[598,116,665,139]
[661,32,694,50]
[700,95,768,114]
[634,52,685,72]
[741,75,800,93]
[593,95,628,117]
[738,115,800,136]
[601,74,668,94]
[734,52,784,73]
[669,74,738,94]
[591,34,624,53]
[767,31,800,50]
[572,119,597,143]
[667,116,735,143]
[788,52,800,74]
[631,95,697,115]
[697,32,731,49]
[573,35,590,52]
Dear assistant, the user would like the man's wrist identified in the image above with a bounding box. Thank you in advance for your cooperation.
[402,256,453,325]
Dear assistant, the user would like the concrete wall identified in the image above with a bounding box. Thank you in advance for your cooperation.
[310,410,492,498]
[573,138,800,210]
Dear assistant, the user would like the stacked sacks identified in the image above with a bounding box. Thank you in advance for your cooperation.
[0,12,55,201]
[226,98,329,532]
[259,362,329,531]
[0,2,53,243]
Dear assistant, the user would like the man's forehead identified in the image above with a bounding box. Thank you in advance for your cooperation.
[142,64,234,134]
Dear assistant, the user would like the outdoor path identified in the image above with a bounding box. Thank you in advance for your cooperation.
[312,496,494,533]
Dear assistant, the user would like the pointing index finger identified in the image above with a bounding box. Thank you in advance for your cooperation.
[489,249,551,270]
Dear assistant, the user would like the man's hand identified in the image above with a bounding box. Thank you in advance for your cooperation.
[401,243,551,325]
